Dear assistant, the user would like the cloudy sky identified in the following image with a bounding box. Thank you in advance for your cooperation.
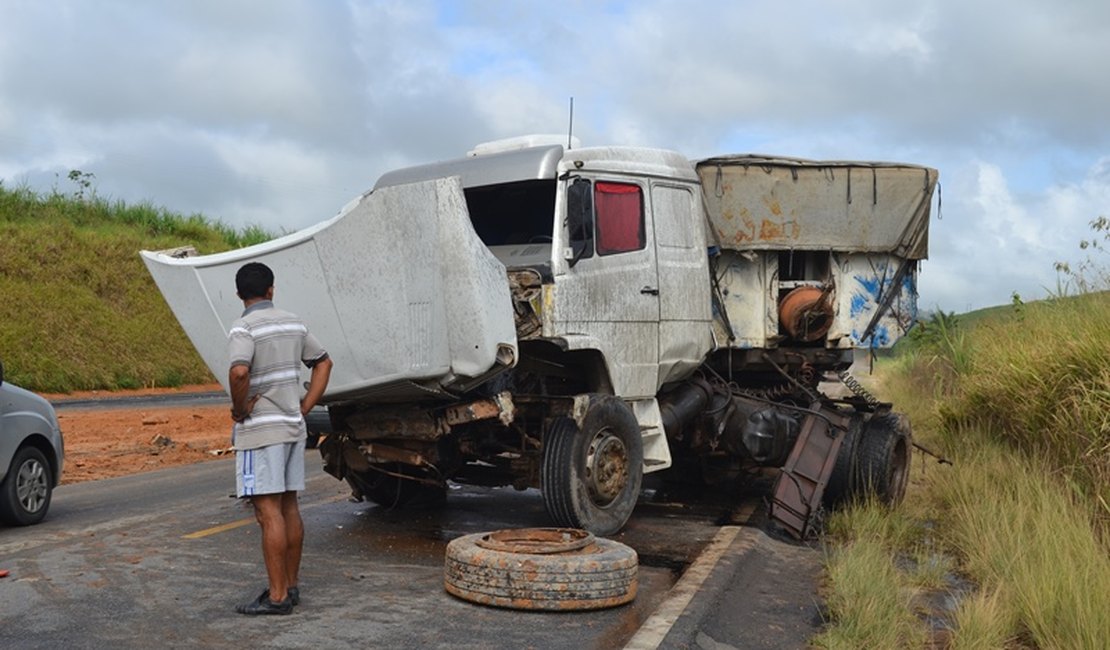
[2,0,1108,312]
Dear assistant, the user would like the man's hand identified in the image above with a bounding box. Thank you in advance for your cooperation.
[300,357,333,417]
[231,394,260,422]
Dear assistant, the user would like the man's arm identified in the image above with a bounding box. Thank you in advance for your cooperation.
[229,363,257,422]
[300,356,333,417]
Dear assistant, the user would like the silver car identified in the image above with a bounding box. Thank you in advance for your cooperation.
[0,360,64,526]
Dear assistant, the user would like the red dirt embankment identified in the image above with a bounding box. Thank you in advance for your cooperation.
[47,384,234,484]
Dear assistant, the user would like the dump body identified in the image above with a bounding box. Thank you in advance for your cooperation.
[698,156,938,351]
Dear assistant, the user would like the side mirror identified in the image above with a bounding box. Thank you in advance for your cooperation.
[565,178,594,267]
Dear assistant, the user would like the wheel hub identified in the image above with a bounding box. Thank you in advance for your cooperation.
[17,457,48,514]
[585,429,629,506]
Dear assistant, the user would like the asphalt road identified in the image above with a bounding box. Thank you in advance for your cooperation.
[0,442,823,649]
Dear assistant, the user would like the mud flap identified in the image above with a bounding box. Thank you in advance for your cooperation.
[769,405,850,539]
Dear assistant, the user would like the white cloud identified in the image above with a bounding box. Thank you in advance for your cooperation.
[1,0,1109,311]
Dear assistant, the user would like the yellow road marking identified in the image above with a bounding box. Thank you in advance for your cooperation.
[182,493,349,539]
[183,517,254,539]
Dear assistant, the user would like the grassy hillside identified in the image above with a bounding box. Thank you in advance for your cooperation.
[0,179,273,392]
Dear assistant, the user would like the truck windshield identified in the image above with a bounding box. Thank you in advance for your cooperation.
[464,179,556,246]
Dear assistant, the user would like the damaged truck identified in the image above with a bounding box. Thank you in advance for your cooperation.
[142,135,938,537]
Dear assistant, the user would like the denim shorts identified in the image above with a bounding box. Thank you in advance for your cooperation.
[235,438,306,497]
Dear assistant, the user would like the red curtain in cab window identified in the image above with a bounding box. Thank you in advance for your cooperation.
[595,182,644,254]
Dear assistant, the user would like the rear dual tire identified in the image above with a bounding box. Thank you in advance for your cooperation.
[825,412,911,507]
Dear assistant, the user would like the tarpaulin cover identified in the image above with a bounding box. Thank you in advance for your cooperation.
[696,156,938,260]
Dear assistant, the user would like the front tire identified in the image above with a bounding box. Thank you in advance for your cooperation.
[0,446,54,526]
[541,394,643,536]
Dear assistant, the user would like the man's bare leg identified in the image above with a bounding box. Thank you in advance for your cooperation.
[251,493,289,603]
[281,491,303,591]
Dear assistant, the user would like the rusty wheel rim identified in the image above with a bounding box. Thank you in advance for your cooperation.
[475,527,596,554]
[585,428,629,507]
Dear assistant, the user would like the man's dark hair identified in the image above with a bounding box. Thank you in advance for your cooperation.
[236,262,274,300]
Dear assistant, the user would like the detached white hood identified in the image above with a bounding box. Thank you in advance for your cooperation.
[141,177,517,403]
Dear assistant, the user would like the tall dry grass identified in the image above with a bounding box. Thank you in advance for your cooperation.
[822,292,1110,648]
[937,437,1110,649]
[934,293,1110,533]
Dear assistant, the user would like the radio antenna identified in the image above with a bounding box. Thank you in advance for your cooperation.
[567,97,574,149]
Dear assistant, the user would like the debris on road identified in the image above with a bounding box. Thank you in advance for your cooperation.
[445,528,638,611]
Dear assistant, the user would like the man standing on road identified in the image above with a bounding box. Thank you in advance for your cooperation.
[227,262,333,616]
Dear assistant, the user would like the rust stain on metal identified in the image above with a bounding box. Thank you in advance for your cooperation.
[475,527,596,554]
[359,442,426,467]
[730,213,757,245]
[443,392,515,427]
[444,400,501,425]
[758,219,801,240]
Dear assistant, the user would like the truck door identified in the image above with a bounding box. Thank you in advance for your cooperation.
[651,182,713,388]
[555,177,660,399]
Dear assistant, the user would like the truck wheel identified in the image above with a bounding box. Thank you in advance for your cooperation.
[444,528,638,611]
[541,394,643,536]
[855,413,912,505]
[823,418,861,507]
[350,464,446,509]
[0,446,53,526]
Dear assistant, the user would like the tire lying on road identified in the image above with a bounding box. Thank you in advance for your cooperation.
[444,528,638,611]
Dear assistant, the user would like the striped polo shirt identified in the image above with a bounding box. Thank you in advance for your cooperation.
[227,300,328,450]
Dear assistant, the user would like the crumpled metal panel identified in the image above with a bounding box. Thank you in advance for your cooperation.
[140,177,517,403]
[696,156,938,260]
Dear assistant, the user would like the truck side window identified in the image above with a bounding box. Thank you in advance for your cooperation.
[595,181,645,255]
[567,178,595,264]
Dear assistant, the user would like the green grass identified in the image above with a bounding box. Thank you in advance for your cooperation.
[0,181,274,392]
[819,291,1110,648]
[937,437,1110,649]
[813,535,926,649]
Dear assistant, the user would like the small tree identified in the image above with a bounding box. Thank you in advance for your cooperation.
[1055,216,1110,294]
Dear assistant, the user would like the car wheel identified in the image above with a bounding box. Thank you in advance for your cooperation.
[0,446,53,526]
